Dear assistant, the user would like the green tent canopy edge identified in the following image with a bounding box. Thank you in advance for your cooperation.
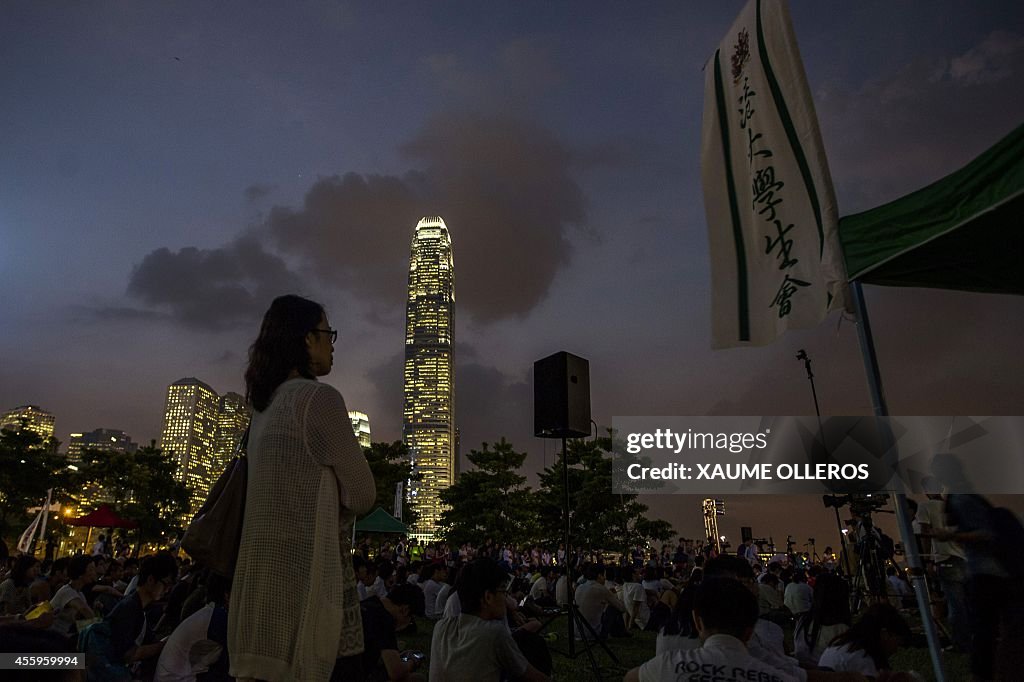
[354,506,408,535]
[839,122,1024,295]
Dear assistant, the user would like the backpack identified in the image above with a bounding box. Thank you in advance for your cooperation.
[78,620,132,682]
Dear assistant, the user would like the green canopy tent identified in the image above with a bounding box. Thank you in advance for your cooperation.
[840,122,1024,294]
[354,507,408,535]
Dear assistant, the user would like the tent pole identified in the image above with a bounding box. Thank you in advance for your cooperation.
[851,280,947,682]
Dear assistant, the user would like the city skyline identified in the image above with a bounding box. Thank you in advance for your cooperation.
[2,1,1023,545]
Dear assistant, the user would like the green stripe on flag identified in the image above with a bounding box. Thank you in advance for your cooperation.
[756,0,825,258]
[713,50,750,341]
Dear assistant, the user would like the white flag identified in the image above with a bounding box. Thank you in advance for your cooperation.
[16,510,42,554]
[394,481,404,521]
[702,0,849,348]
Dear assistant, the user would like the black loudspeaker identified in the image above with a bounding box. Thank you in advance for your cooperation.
[741,526,753,543]
[534,351,591,438]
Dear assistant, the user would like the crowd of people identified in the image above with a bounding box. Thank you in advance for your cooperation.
[3,295,1021,682]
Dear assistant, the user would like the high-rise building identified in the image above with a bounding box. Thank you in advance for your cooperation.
[403,216,455,540]
[67,428,138,463]
[159,378,220,515]
[214,392,250,474]
[1,405,56,444]
[67,428,139,509]
[348,411,371,449]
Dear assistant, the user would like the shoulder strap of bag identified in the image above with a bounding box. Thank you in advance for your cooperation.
[236,425,250,458]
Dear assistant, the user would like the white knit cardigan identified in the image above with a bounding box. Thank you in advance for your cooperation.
[228,379,376,681]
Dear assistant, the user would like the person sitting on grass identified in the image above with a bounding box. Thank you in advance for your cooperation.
[429,557,550,682]
[816,603,912,676]
[332,582,426,681]
[624,578,799,682]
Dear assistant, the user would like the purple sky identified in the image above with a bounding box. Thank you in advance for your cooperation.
[2,1,1023,545]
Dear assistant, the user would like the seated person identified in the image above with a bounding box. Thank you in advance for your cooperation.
[332,583,426,681]
[422,563,448,620]
[154,572,231,682]
[110,553,178,660]
[817,603,911,676]
[50,554,98,637]
[429,558,549,682]
[573,564,626,639]
[624,578,799,682]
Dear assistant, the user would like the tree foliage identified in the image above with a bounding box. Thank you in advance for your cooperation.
[362,440,420,529]
[536,436,674,553]
[74,442,190,550]
[438,438,540,547]
[0,426,70,535]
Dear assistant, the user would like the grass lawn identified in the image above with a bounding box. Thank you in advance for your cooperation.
[400,615,970,681]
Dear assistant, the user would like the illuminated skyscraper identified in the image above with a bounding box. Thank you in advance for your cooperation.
[403,216,455,540]
[214,392,250,473]
[159,378,220,515]
[348,411,371,449]
[67,429,138,463]
[1,405,56,444]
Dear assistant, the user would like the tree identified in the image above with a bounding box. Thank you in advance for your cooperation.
[535,436,674,554]
[438,438,540,548]
[0,426,70,535]
[75,442,190,552]
[361,441,420,530]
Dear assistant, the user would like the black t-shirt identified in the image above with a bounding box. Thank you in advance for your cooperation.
[360,596,398,681]
[107,592,146,663]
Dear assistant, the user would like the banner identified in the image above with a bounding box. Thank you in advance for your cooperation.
[394,481,404,521]
[702,0,849,348]
[17,510,42,554]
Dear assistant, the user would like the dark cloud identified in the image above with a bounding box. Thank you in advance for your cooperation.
[363,347,533,457]
[819,30,1024,212]
[125,234,303,331]
[265,112,588,323]
[244,183,275,203]
[400,112,587,321]
[265,172,424,308]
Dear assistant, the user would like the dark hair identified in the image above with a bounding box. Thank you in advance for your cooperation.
[10,555,39,587]
[138,552,178,584]
[245,295,325,411]
[50,557,69,577]
[387,583,426,617]
[693,578,759,638]
[67,555,92,581]
[662,583,699,639]
[704,555,755,582]
[205,572,231,607]
[827,603,909,669]
[456,558,508,615]
[799,573,852,651]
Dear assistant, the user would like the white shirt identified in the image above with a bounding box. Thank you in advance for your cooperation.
[50,584,86,612]
[817,644,878,675]
[915,498,966,563]
[423,579,444,619]
[435,584,453,615]
[154,604,224,682]
[783,582,813,615]
[638,634,799,682]
[555,575,569,606]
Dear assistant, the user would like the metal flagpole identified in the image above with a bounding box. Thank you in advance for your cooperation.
[850,280,947,681]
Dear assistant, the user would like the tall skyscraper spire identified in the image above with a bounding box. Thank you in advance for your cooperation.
[403,216,455,540]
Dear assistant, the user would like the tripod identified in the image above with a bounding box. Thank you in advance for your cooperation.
[553,436,618,680]
[849,517,889,613]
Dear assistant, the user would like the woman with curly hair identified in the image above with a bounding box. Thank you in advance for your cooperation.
[228,295,375,682]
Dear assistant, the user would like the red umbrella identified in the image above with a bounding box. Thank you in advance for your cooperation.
[66,505,138,529]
